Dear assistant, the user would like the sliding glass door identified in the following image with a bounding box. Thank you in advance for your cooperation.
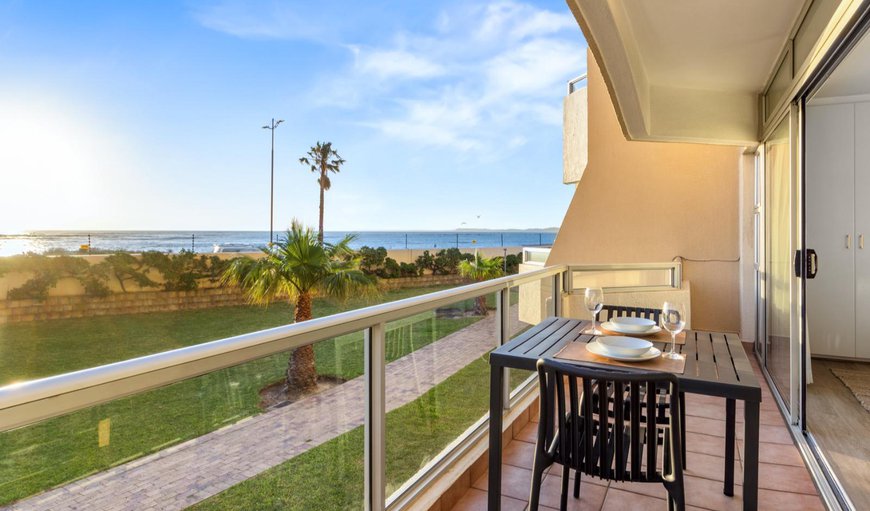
[763,113,799,414]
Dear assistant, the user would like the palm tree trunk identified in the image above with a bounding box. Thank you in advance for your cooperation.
[287,292,318,391]
[318,170,325,244]
[474,295,488,316]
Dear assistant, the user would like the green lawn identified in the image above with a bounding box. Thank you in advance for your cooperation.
[0,285,508,506]
[191,357,532,511]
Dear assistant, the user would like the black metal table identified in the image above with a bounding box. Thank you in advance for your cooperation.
[487,317,762,511]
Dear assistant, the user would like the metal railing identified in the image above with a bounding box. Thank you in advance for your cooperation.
[0,264,568,511]
[567,74,588,94]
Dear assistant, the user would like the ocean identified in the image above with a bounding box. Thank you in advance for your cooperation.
[0,230,558,256]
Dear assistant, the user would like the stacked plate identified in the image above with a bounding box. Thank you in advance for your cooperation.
[601,316,661,336]
[586,336,661,362]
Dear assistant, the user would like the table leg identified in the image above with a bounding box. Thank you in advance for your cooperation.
[743,400,760,511]
[724,398,735,496]
[488,365,504,511]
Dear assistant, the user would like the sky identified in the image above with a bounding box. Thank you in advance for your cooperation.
[0,0,587,232]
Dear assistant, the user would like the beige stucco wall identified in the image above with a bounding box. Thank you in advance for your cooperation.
[547,51,742,333]
[563,86,588,184]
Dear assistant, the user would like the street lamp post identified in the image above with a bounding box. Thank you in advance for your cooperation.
[263,118,284,245]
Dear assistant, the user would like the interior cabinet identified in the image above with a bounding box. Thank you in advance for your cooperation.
[855,102,870,358]
[806,103,856,358]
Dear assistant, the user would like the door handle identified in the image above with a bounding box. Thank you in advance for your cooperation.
[860,234,865,250]
[847,234,852,249]
[807,249,818,279]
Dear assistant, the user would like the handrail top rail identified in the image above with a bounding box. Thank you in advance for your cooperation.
[567,74,588,94]
[0,264,567,413]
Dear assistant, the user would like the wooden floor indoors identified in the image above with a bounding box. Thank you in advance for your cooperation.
[807,358,870,511]
[449,345,824,511]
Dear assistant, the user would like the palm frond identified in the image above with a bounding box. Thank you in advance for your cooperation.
[223,221,374,307]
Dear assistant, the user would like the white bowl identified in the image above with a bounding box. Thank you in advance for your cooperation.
[610,316,656,333]
[595,336,654,357]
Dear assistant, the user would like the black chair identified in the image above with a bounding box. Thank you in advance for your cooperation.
[529,359,685,511]
[599,304,686,469]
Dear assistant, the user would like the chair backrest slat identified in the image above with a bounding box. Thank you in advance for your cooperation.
[630,381,641,480]
[597,381,608,479]
[569,375,580,472]
[556,372,568,472]
[601,304,662,324]
[535,359,681,486]
[582,377,594,474]
[646,381,657,481]
[614,381,625,480]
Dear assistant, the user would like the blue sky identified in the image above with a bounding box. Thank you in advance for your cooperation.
[0,0,586,232]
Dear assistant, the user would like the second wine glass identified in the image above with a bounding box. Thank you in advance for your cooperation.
[661,301,686,360]
[584,287,604,335]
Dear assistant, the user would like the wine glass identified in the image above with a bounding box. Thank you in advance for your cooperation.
[661,302,686,360]
[584,287,604,335]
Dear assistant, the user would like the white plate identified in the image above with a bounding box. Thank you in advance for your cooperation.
[586,341,662,362]
[610,316,657,332]
[596,336,653,357]
[601,321,662,336]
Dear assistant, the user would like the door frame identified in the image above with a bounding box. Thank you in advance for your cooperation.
[794,8,870,509]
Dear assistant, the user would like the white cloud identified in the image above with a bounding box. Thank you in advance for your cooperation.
[191,0,328,41]
[343,1,586,154]
[353,48,445,79]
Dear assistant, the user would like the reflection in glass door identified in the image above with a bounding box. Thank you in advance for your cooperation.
[765,116,793,410]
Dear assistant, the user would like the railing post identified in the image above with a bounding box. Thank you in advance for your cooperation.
[497,287,510,409]
[553,271,563,317]
[365,323,386,511]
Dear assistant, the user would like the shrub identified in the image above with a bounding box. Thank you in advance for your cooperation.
[382,257,401,278]
[358,246,388,276]
[414,250,435,274]
[96,252,159,292]
[432,248,471,275]
[141,251,231,291]
[399,262,419,277]
[505,252,522,274]
[3,254,110,300]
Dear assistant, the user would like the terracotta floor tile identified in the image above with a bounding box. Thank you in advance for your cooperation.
[503,439,536,470]
[450,488,528,511]
[685,400,730,421]
[535,472,607,511]
[599,488,668,511]
[685,431,736,459]
[757,462,818,495]
[686,416,727,437]
[685,451,742,484]
[607,479,669,499]
[735,423,794,444]
[682,475,743,511]
[515,422,538,443]
[472,464,534,502]
[757,489,826,510]
[737,439,804,467]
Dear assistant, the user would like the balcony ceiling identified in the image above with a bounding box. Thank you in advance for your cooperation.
[567,0,807,146]
[621,0,804,93]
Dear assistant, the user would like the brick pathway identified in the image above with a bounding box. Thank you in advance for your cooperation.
[7,310,526,511]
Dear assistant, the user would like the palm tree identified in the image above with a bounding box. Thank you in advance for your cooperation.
[223,221,376,393]
[458,251,504,315]
[299,142,345,244]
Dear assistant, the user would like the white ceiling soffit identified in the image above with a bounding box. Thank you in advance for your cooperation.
[567,0,805,146]
[815,29,870,99]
